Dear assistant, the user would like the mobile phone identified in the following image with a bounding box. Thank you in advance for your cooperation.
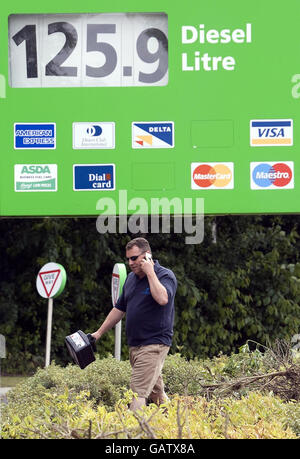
[145,252,152,261]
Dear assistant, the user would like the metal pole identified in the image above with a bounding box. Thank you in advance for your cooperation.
[45,297,53,367]
[114,320,122,361]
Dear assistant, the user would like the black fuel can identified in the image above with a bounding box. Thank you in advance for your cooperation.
[65,330,96,369]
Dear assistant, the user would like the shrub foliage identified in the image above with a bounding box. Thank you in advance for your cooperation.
[2,345,300,439]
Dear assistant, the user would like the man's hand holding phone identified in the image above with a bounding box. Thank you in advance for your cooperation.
[140,252,154,275]
[140,252,168,305]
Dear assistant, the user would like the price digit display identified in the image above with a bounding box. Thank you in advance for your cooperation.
[12,24,38,78]
[137,28,168,83]
[85,24,117,78]
[9,13,168,87]
[46,22,78,77]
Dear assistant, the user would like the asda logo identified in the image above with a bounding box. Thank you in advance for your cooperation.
[250,162,294,189]
[21,165,51,174]
[14,164,57,192]
[191,162,234,189]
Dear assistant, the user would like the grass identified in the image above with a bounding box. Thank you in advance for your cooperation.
[1,376,28,387]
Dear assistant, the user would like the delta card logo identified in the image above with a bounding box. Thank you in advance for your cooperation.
[191,162,234,189]
[132,122,174,148]
[73,164,115,191]
[14,164,57,192]
[250,119,293,146]
[73,122,115,149]
[250,162,294,189]
[14,123,56,149]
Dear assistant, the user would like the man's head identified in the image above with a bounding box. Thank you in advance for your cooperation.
[126,238,152,277]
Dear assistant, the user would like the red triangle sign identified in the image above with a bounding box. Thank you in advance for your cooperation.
[136,140,143,146]
[39,269,61,298]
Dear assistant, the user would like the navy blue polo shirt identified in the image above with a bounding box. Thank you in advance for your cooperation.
[115,261,177,347]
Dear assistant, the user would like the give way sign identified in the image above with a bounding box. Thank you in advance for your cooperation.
[36,262,67,298]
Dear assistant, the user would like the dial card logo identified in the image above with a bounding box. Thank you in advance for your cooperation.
[191,162,234,189]
[250,162,294,189]
[73,164,115,190]
[132,122,174,148]
[250,120,293,146]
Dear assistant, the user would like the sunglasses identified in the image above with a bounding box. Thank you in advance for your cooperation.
[126,252,145,262]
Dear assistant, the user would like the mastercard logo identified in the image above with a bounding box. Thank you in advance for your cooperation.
[191,162,234,189]
[250,162,294,189]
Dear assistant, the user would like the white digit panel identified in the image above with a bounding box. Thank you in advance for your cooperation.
[9,15,42,87]
[119,13,135,87]
[40,15,83,87]
[8,13,168,88]
[133,13,169,86]
[81,14,122,87]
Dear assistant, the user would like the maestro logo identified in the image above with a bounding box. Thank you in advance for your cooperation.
[191,162,234,189]
[250,162,294,189]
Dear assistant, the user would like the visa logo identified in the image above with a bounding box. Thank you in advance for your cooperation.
[258,128,285,138]
[250,119,293,146]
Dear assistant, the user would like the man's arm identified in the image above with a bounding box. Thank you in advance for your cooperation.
[92,308,125,341]
[147,271,169,305]
[141,259,168,305]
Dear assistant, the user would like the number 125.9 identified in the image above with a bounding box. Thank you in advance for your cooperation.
[9,14,168,88]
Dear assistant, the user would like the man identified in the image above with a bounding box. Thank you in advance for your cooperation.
[92,237,177,411]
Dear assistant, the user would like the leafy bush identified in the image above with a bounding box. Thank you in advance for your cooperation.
[5,356,131,413]
[1,390,297,439]
[2,346,300,438]
[162,354,206,395]
[3,349,270,417]
[285,402,300,437]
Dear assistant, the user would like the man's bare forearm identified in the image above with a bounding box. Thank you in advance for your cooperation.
[92,308,125,341]
[147,272,168,305]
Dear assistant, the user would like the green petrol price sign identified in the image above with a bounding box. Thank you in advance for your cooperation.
[0,0,300,216]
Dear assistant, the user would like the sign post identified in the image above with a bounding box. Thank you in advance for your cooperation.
[36,262,67,367]
[45,297,53,368]
[111,263,127,360]
[0,334,6,392]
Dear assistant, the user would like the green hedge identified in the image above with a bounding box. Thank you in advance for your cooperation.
[2,348,300,439]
